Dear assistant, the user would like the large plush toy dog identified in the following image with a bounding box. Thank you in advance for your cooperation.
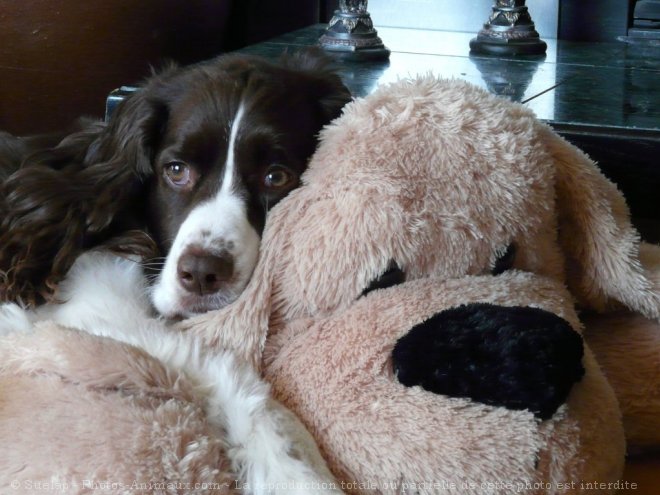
[181,76,660,492]
[1,76,658,494]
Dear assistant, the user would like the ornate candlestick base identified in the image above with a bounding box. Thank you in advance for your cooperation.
[319,1,390,61]
[470,0,547,56]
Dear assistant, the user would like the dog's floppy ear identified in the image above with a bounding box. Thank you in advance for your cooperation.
[0,69,177,306]
[538,125,659,320]
[281,48,352,124]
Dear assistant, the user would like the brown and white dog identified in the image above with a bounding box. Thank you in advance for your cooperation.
[0,49,350,317]
[0,50,350,492]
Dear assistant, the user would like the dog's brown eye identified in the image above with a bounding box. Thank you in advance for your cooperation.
[164,162,195,189]
[263,165,296,190]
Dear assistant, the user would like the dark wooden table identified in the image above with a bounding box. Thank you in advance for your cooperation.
[238,25,660,241]
[242,26,659,129]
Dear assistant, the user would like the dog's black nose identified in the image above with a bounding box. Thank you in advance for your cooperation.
[177,249,234,295]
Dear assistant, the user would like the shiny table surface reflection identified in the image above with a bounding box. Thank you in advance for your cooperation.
[240,25,660,132]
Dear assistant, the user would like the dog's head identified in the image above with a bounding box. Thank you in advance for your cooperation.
[0,50,351,315]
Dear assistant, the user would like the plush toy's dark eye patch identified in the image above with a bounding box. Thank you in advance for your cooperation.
[361,260,406,297]
[491,243,516,275]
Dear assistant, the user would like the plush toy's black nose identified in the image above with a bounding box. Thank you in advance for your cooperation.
[177,249,234,295]
[392,303,585,420]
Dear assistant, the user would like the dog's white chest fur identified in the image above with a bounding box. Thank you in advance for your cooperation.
[0,251,340,494]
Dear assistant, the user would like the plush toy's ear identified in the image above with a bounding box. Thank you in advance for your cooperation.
[539,125,659,320]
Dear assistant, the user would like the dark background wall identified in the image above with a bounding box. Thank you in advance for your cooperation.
[0,0,318,135]
[558,0,635,41]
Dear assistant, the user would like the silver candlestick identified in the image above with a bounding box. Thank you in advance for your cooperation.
[319,0,390,61]
[470,0,547,56]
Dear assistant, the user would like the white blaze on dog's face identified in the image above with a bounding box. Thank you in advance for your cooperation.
[151,104,261,317]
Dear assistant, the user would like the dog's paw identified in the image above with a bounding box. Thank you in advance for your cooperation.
[239,446,341,495]
[0,303,35,336]
[239,400,343,495]
[392,303,585,419]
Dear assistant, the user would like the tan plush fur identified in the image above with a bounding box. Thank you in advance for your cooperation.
[582,244,660,450]
[182,76,659,493]
[0,322,235,492]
